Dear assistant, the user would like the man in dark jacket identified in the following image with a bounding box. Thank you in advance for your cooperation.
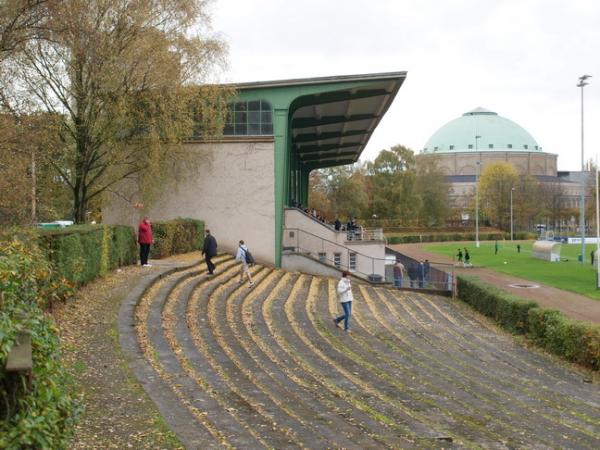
[202,229,218,275]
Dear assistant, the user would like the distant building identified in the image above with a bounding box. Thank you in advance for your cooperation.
[418,107,588,230]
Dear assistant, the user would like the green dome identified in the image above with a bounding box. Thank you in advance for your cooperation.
[422,107,540,154]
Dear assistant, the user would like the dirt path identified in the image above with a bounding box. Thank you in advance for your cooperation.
[390,243,600,324]
[53,253,202,450]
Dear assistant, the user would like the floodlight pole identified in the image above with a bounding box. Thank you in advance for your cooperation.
[577,74,591,264]
[475,136,481,248]
[510,187,515,241]
[592,155,600,289]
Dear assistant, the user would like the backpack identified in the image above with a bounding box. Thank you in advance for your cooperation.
[243,248,255,265]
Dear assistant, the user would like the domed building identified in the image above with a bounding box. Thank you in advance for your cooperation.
[417,107,566,209]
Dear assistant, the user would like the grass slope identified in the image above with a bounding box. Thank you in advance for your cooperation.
[424,240,600,301]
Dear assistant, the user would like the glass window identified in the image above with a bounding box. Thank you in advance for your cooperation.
[334,253,341,269]
[468,144,473,149]
[449,145,454,150]
[318,252,326,263]
[507,144,512,148]
[349,252,357,271]
[223,99,273,136]
[488,144,494,149]
[524,144,528,149]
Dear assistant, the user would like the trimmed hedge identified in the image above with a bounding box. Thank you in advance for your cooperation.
[0,239,79,449]
[388,232,505,244]
[151,218,204,259]
[37,225,137,286]
[457,275,600,371]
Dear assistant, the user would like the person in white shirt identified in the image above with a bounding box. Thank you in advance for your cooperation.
[235,240,254,287]
[333,271,353,332]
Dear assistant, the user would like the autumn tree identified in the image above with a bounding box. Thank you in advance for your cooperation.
[414,155,449,226]
[5,0,229,223]
[479,162,519,230]
[366,145,417,223]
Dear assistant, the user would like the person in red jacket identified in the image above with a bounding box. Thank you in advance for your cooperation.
[138,216,153,267]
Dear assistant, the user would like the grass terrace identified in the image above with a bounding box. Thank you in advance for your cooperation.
[424,241,600,301]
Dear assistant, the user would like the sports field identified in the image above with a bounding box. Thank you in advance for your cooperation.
[424,240,600,301]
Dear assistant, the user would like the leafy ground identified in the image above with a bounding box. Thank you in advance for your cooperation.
[51,254,201,449]
[424,240,600,300]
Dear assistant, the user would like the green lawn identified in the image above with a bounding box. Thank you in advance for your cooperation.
[424,240,600,301]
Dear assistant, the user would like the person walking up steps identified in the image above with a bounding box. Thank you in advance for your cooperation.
[202,229,218,275]
[334,271,354,332]
[236,240,254,287]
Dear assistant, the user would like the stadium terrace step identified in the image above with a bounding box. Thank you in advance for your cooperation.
[120,257,600,449]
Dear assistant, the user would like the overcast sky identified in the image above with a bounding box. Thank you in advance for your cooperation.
[210,0,600,171]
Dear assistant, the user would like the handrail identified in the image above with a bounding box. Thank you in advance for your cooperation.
[283,227,381,260]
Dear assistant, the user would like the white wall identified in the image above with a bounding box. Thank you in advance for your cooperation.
[103,140,276,264]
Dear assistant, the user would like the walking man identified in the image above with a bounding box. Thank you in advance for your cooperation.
[236,240,254,287]
[202,229,218,275]
[334,271,353,332]
[456,248,463,265]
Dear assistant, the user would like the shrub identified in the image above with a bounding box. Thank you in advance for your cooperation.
[38,225,137,286]
[387,232,505,245]
[150,218,204,259]
[0,239,79,449]
[457,275,600,371]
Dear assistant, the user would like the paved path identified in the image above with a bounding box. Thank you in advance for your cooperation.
[390,243,600,324]
[120,256,600,449]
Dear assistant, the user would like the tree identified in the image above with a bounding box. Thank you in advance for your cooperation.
[366,145,417,223]
[6,0,228,222]
[479,162,519,229]
[414,155,449,226]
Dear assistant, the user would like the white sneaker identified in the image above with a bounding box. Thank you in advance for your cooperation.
[143,264,152,267]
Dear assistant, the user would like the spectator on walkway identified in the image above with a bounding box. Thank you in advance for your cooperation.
[202,229,218,275]
[393,258,405,287]
[417,261,425,288]
[236,240,254,287]
[333,271,353,332]
[495,240,499,255]
[464,248,471,267]
[517,244,521,253]
[424,259,430,286]
[346,219,354,240]
[407,261,418,287]
[138,216,153,267]
[334,217,341,231]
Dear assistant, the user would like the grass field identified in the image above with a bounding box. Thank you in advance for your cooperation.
[424,240,600,301]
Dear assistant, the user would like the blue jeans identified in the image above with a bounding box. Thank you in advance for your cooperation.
[394,276,403,287]
[335,301,352,330]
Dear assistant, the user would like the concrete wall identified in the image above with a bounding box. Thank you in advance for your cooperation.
[103,140,276,264]
[419,151,558,177]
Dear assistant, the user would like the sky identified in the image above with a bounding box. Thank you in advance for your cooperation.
[209,0,600,171]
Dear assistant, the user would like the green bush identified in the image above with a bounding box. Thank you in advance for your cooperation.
[457,275,600,370]
[387,232,505,245]
[150,218,204,259]
[38,225,137,286]
[0,239,79,449]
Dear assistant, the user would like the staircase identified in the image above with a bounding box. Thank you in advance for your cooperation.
[119,256,600,449]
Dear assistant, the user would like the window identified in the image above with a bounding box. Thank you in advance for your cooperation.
[507,144,512,149]
[524,144,528,149]
[434,146,439,151]
[318,252,326,263]
[289,231,295,238]
[349,252,357,271]
[488,144,494,149]
[224,99,273,136]
[468,144,473,149]
[449,145,454,150]
[333,253,341,269]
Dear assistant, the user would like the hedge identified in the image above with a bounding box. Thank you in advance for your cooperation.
[457,275,600,371]
[387,232,505,244]
[0,239,79,449]
[37,225,137,286]
[150,218,204,259]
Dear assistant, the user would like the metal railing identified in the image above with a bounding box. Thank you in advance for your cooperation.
[283,227,454,292]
